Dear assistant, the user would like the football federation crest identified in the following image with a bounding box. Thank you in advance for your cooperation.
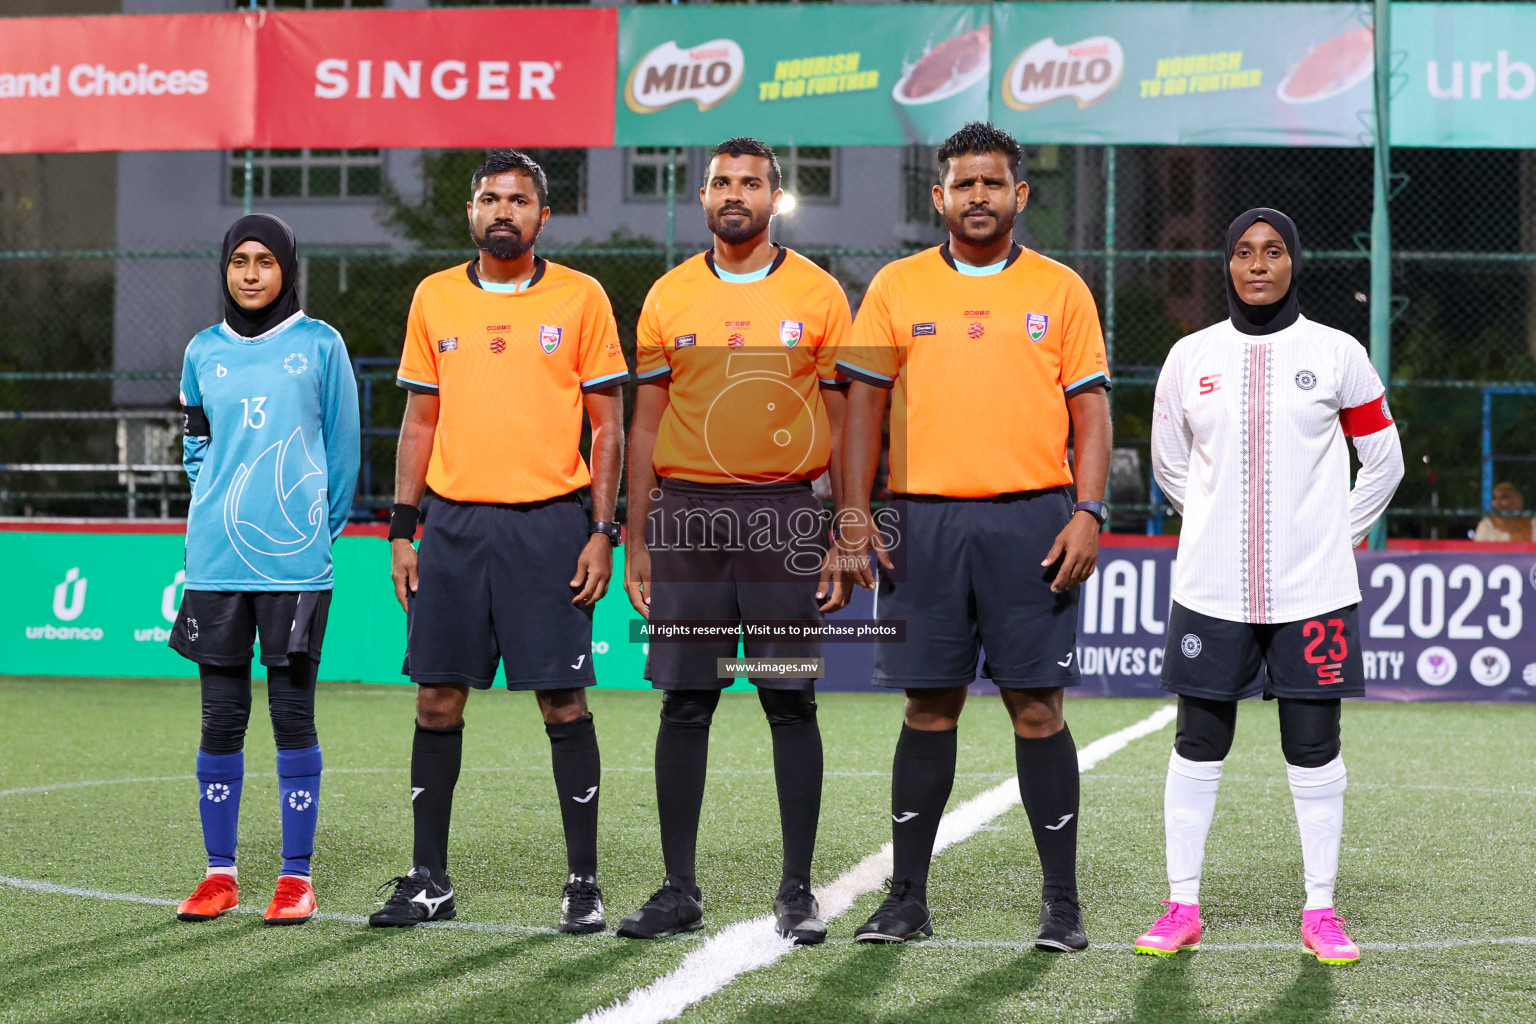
[489,337,506,355]
[539,325,562,354]
[1181,634,1203,658]
[283,353,309,375]
[727,332,746,350]
[779,320,804,349]
[1026,313,1049,342]
[968,322,985,340]
[1295,369,1318,390]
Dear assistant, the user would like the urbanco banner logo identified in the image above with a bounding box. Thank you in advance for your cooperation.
[27,567,103,641]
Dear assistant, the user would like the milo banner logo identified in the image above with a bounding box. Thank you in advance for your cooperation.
[615,4,989,146]
[1003,36,1124,110]
[626,38,745,114]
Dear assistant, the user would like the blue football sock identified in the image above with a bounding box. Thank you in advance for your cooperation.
[196,749,244,869]
[276,745,322,876]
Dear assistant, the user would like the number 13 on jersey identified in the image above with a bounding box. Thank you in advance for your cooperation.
[240,396,267,429]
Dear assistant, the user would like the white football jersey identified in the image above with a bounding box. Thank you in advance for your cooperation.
[1151,315,1403,624]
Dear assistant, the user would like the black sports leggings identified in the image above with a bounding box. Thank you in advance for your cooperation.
[1174,695,1340,768]
[199,657,319,754]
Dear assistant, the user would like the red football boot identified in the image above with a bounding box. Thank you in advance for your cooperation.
[177,872,239,921]
[264,875,316,926]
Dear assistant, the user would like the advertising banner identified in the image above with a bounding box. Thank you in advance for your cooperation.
[990,2,1375,146]
[1392,3,1536,148]
[2,529,650,690]
[7,530,1535,703]
[255,8,617,149]
[615,4,990,146]
[1071,545,1536,702]
[2,4,1534,154]
[0,13,257,154]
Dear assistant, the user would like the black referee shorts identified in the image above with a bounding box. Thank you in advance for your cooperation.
[872,490,1081,691]
[1160,601,1366,701]
[169,589,331,668]
[645,478,827,691]
[404,495,597,690]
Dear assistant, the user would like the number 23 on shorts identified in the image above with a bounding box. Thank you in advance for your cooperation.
[1302,618,1348,685]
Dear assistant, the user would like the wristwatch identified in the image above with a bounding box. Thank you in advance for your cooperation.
[1073,501,1108,527]
[589,521,622,547]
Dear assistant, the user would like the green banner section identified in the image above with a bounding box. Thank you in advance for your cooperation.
[616,2,1381,148]
[990,2,1373,146]
[1,532,664,689]
[1392,4,1536,148]
[616,3,989,146]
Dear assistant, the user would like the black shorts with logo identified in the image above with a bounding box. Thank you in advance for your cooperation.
[404,495,598,690]
[1160,601,1366,701]
[872,489,1081,691]
[645,478,827,691]
[169,589,332,668]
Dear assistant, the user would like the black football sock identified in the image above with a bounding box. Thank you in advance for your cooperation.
[889,724,957,902]
[761,690,823,892]
[1014,724,1080,893]
[411,721,463,887]
[655,690,717,894]
[546,713,601,878]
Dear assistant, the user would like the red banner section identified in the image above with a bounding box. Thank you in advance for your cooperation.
[0,8,616,153]
[255,8,617,149]
[0,13,257,154]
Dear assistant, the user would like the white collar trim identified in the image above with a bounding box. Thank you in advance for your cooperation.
[221,309,305,343]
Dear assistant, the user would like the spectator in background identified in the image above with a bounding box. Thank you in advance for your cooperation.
[1474,482,1533,542]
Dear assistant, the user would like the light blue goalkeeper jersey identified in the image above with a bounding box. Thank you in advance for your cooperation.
[180,312,361,591]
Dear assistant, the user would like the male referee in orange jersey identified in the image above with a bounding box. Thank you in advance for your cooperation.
[838,123,1112,950]
[370,150,629,933]
[618,138,852,944]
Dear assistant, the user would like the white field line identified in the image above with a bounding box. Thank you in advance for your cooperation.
[830,935,1536,953]
[3,875,1531,957]
[575,704,1179,1024]
[1082,771,1536,798]
[0,875,557,936]
[0,768,1012,799]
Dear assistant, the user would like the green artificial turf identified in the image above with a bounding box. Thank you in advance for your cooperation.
[1,678,1532,1023]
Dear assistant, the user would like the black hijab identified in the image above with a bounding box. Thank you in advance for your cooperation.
[221,213,301,338]
[1225,207,1300,336]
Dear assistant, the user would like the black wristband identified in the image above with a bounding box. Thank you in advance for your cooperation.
[389,503,421,541]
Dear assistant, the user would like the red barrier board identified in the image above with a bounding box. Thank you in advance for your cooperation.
[254,8,617,149]
[0,13,257,154]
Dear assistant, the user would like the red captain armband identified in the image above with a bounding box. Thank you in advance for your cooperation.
[1341,393,1395,437]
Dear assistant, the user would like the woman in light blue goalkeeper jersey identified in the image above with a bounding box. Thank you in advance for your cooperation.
[168,213,360,927]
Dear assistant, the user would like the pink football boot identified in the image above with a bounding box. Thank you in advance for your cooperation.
[1301,908,1360,964]
[1134,901,1202,956]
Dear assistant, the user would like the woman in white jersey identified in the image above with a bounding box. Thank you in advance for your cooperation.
[1137,208,1403,964]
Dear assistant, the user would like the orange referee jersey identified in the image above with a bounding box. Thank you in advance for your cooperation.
[396,258,630,504]
[839,243,1110,498]
[636,247,851,485]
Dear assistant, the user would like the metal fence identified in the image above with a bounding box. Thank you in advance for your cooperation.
[2,143,1533,537]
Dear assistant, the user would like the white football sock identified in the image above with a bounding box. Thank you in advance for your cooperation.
[1165,749,1223,904]
[1287,755,1347,911]
[207,866,236,879]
